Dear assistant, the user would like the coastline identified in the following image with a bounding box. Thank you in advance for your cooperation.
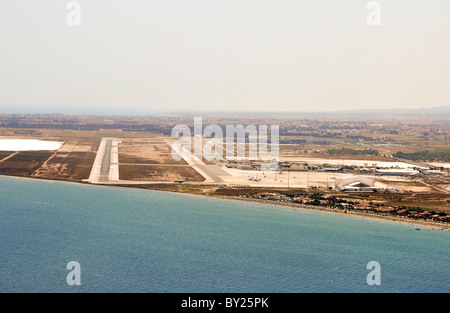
[211,195,450,231]
[1,174,449,230]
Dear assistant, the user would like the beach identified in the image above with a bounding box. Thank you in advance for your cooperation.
[213,195,450,231]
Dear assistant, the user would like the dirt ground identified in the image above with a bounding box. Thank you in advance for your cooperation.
[0,151,54,176]
[0,136,100,181]
[119,142,187,165]
[119,164,205,182]
[32,151,96,181]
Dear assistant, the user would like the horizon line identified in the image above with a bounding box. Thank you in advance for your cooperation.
[1,105,449,117]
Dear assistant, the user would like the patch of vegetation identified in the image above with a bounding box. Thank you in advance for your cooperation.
[0,152,14,160]
[327,148,379,156]
[180,185,192,192]
[393,149,450,162]
[0,151,53,176]
[42,152,96,181]
[346,135,374,141]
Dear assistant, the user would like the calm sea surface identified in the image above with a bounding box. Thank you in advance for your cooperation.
[0,176,448,293]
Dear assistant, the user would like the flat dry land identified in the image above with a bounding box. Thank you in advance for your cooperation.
[0,151,15,161]
[116,138,206,182]
[33,151,96,181]
[0,129,104,181]
[26,138,99,181]
[118,142,187,165]
[0,151,54,176]
[119,164,205,182]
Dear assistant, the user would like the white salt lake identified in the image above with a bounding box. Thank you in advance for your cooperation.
[0,139,64,151]
[280,156,428,169]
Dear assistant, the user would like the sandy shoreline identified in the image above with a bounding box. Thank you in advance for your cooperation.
[1,174,449,230]
[210,195,450,230]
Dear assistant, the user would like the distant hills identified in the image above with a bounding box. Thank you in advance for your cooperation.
[2,106,449,118]
[326,106,450,116]
[172,106,450,118]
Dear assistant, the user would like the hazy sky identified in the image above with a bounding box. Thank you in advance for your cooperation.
[0,1,449,114]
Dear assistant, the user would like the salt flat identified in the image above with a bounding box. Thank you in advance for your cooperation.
[0,139,64,151]
[279,156,427,169]
[428,162,450,169]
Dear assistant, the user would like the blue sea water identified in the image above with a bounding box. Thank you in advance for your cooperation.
[0,176,448,293]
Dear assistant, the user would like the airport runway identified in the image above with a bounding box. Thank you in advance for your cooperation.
[166,138,233,183]
[98,139,112,182]
[89,138,120,184]
[90,137,230,185]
